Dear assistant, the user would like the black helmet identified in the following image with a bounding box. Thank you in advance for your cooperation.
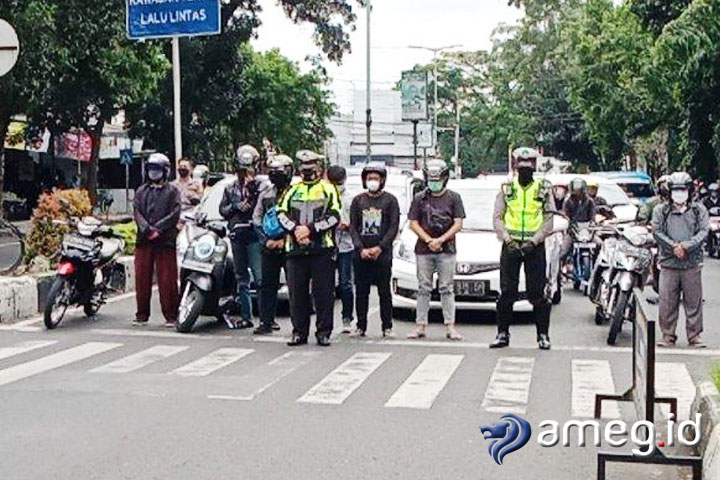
[235,145,260,172]
[361,162,387,189]
[569,178,587,195]
[145,153,171,183]
[423,159,449,188]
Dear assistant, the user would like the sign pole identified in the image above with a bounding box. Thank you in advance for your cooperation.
[365,0,372,164]
[412,120,418,170]
[125,163,130,214]
[172,36,182,162]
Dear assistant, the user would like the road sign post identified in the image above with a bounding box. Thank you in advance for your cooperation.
[594,288,702,480]
[0,19,20,77]
[120,149,133,214]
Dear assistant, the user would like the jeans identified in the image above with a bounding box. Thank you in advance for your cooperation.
[416,253,456,325]
[497,242,551,335]
[286,253,334,339]
[259,251,285,328]
[355,258,393,332]
[336,251,355,323]
[658,266,704,342]
[231,239,262,321]
[135,244,179,322]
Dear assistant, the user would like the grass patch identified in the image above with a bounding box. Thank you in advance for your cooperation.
[713,365,720,391]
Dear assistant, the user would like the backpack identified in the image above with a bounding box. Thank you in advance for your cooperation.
[262,206,285,240]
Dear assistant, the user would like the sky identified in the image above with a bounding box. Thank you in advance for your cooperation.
[250,0,523,112]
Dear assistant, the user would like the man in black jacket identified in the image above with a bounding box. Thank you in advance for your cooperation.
[349,163,400,338]
[133,153,181,327]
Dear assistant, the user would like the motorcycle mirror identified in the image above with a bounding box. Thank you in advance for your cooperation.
[207,222,227,238]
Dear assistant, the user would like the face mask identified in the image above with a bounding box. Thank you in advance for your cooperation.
[301,170,318,182]
[671,189,689,205]
[366,180,381,193]
[178,168,190,178]
[269,171,289,188]
[518,168,533,186]
[147,168,164,183]
[336,183,346,194]
[554,190,565,201]
[428,180,444,193]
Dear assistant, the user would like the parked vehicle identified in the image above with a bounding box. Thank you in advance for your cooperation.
[706,206,720,259]
[176,213,235,333]
[44,217,126,329]
[589,224,654,345]
[593,171,655,206]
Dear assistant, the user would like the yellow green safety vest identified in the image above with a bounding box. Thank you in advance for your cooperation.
[503,178,545,241]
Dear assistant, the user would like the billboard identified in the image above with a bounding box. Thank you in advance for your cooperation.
[126,0,221,40]
[401,71,428,121]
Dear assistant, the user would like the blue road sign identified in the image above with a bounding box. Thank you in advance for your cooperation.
[120,149,134,166]
[126,0,221,40]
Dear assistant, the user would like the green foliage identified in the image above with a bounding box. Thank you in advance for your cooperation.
[111,222,137,255]
[25,189,92,264]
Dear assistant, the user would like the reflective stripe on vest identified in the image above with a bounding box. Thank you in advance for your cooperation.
[503,179,544,241]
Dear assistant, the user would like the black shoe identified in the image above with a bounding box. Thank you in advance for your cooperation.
[253,325,273,335]
[316,335,331,347]
[489,332,510,349]
[236,319,254,330]
[287,335,308,347]
[271,321,281,331]
[538,334,552,350]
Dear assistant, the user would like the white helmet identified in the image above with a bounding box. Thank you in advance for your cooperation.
[146,153,171,183]
[235,145,260,171]
[192,165,210,184]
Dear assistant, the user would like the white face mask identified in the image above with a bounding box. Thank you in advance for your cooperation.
[366,180,381,193]
[671,189,689,205]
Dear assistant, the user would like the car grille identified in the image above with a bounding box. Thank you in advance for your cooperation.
[455,262,501,276]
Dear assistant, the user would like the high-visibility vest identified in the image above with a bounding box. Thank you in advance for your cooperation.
[503,179,545,241]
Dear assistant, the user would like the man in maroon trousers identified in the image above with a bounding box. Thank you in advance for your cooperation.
[133,153,182,327]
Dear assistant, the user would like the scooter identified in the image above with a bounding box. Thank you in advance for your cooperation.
[706,206,720,259]
[44,217,126,329]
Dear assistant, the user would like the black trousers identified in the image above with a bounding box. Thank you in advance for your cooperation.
[354,258,393,332]
[497,242,551,335]
[286,253,334,339]
[259,251,285,328]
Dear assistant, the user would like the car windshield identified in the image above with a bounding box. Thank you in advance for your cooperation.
[618,182,655,199]
[452,186,498,231]
[597,183,632,207]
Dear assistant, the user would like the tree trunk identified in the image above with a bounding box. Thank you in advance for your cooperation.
[83,120,104,206]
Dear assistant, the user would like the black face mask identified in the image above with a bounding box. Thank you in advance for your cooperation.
[269,171,289,189]
[518,167,534,186]
[178,168,190,178]
[301,169,318,182]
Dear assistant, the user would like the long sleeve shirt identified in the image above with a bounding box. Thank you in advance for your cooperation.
[652,202,710,269]
[349,191,400,263]
[133,182,181,247]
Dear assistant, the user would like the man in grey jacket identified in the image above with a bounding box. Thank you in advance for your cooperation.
[652,172,710,348]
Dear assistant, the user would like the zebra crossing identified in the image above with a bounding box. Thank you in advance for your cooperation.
[0,339,700,418]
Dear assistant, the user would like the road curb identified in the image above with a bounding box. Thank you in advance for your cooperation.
[0,255,135,323]
[691,381,720,479]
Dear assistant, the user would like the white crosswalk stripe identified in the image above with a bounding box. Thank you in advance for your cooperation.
[0,342,122,386]
[298,352,391,405]
[91,345,189,374]
[571,359,620,419]
[209,351,321,401]
[481,357,535,414]
[171,348,254,377]
[385,354,464,409]
[656,362,696,421]
[0,340,57,361]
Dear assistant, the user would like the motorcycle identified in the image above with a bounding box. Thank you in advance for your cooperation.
[569,222,598,294]
[176,213,235,333]
[589,224,654,345]
[44,217,126,329]
[706,206,720,259]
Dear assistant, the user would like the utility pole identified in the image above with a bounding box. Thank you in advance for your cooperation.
[172,37,182,162]
[365,0,372,164]
[454,102,461,178]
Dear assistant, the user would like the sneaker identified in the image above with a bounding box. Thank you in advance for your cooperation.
[164,321,177,329]
[349,329,366,338]
[537,334,551,350]
[222,313,237,330]
[489,332,510,349]
[382,329,395,338]
[236,319,254,330]
[271,321,281,331]
[446,326,463,341]
[688,337,707,349]
[341,321,353,334]
[132,318,148,327]
[407,325,426,339]
[253,325,274,335]
[657,337,676,348]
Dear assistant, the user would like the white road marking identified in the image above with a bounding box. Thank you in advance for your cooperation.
[482,357,535,414]
[171,348,254,377]
[0,325,41,332]
[91,345,188,374]
[92,329,231,340]
[298,352,391,405]
[0,340,57,361]
[656,362,696,421]
[385,354,463,409]
[209,351,321,401]
[571,360,620,419]
[0,342,122,386]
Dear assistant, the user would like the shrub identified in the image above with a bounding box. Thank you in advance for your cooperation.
[25,189,92,264]
[111,221,137,255]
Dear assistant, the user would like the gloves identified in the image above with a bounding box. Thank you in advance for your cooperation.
[521,241,536,256]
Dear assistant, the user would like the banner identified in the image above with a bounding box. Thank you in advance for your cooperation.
[401,71,429,121]
[126,0,221,40]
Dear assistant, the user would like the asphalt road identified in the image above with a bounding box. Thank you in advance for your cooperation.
[1,260,720,480]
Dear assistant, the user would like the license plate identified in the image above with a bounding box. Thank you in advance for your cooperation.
[454,280,488,297]
[576,242,597,249]
[181,259,214,273]
[63,234,96,251]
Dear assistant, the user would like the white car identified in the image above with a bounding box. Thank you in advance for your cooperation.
[391,177,535,313]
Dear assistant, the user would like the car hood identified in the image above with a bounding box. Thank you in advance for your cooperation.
[613,204,638,223]
[454,231,502,263]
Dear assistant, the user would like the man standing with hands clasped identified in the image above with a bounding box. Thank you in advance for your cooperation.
[407,159,465,341]
[348,163,400,338]
[652,172,709,348]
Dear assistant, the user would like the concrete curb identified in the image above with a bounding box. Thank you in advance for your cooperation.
[0,255,135,323]
[691,380,720,479]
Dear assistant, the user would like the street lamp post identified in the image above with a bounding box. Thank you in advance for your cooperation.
[365,0,372,164]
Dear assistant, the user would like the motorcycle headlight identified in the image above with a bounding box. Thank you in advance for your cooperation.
[395,241,416,263]
[193,234,216,261]
[577,229,592,243]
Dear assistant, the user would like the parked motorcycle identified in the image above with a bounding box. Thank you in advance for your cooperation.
[706,206,720,259]
[589,224,654,345]
[44,217,126,329]
[176,214,235,333]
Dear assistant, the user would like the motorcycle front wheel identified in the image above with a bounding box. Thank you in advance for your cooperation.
[607,290,630,345]
[176,284,206,334]
[44,277,71,330]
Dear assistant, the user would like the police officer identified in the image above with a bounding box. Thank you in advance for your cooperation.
[277,150,341,347]
[492,147,555,350]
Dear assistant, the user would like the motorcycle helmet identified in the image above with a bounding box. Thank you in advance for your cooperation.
[709,183,719,198]
[667,171,693,205]
[569,178,587,196]
[361,162,387,190]
[146,153,171,183]
[423,159,450,193]
[267,154,294,189]
[656,175,670,198]
[192,164,210,184]
[296,150,324,182]
[235,145,260,172]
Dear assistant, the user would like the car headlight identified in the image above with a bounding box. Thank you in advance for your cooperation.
[193,234,216,261]
[395,241,416,263]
